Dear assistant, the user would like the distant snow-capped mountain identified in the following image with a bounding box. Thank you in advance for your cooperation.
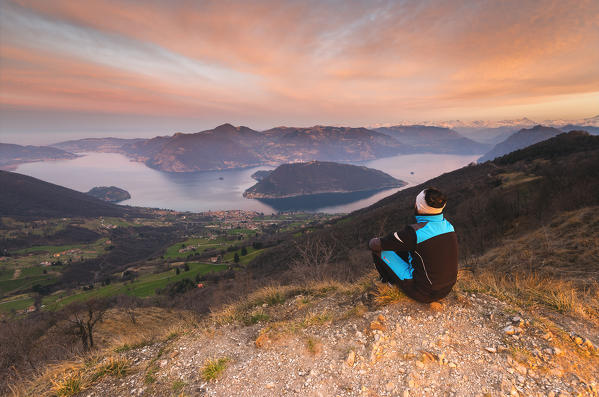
[369,115,599,130]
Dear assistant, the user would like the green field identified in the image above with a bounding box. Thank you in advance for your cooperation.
[0,262,228,313]
[222,246,265,265]
[164,238,225,259]
[0,238,108,297]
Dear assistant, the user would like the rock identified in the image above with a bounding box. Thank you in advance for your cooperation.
[514,363,527,375]
[553,347,563,356]
[448,362,457,368]
[385,381,394,392]
[504,325,523,335]
[584,338,595,350]
[377,314,386,322]
[265,382,275,389]
[485,347,497,353]
[429,302,443,311]
[345,350,356,367]
[549,368,563,377]
[370,321,386,331]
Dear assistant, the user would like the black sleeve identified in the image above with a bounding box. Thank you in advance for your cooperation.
[379,225,416,252]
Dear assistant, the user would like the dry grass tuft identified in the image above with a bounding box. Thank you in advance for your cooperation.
[305,336,322,355]
[303,311,333,327]
[457,269,599,322]
[373,283,408,306]
[201,357,229,381]
[50,369,82,397]
[90,356,129,381]
[210,279,364,326]
[254,320,303,348]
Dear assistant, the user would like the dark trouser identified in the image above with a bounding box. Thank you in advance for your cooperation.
[373,251,449,303]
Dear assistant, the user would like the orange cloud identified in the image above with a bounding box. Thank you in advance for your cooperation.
[1,0,598,128]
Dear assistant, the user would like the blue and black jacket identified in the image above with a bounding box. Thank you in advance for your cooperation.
[379,213,458,302]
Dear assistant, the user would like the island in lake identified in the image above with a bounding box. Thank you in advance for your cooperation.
[243,161,406,199]
[86,186,131,203]
[250,170,272,181]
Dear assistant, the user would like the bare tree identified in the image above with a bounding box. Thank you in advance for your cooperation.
[291,236,336,282]
[116,295,138,325]
[66,299,109,350]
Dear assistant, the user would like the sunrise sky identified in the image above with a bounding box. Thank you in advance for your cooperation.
[1,0,598,141]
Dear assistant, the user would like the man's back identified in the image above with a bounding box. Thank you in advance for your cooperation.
[370,188,458,303]
[407,214,458,302]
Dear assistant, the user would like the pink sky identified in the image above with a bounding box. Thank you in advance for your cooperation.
[1,0,598,139]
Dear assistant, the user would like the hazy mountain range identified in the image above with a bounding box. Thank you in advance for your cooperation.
[375,114,599,130]
[372,125,490,153]
[46,123,487,173]
[3,118,598,173]
[0,143,78,170]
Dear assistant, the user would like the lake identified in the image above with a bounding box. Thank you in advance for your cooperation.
[14,152,479,213]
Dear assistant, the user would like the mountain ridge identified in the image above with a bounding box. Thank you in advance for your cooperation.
[373,125,490,154]
[0,143,78,170]
[478,125,564,162]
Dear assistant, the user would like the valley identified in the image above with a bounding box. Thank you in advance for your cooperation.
[0,210,338,315]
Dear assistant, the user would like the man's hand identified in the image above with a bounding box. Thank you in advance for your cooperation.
[369,237,382,252]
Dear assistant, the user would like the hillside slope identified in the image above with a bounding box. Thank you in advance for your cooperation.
[27,270,598,396]
[0,171,132,218]
[478,125,563,162]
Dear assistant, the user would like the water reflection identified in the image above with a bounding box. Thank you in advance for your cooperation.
[255,189,395,212]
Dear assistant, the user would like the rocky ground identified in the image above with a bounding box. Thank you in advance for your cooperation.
[76,280,599,397]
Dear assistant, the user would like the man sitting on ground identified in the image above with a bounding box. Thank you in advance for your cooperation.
[368,187,458,303]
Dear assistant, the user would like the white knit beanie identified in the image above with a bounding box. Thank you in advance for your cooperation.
[415,189,445,215]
